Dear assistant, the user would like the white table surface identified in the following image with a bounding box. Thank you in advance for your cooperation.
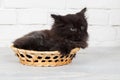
[0,47,120,80]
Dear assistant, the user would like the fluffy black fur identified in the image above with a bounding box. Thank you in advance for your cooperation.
[13,8,88,55]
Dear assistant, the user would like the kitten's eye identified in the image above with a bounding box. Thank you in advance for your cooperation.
[70,28,77,32]
[81,26,85,30]
[57,24,65,28]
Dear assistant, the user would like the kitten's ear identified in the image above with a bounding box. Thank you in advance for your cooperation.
[77,8,87,16]
[51,14,62,22]
[80,8,87,14]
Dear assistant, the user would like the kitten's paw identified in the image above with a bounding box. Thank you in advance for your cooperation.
[80,42,88,49]
[50,47,70,55]
[59,49,71,56]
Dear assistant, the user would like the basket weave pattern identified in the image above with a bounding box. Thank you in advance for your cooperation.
[11,46,80,67]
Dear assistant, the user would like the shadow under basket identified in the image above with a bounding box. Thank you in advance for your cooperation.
[11,45,80,67]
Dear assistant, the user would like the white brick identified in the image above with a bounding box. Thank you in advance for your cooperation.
[0,0,2,7]
[0,25,51,47]
[66,0,86,9]
[88,40,120,47]
[0,25,51,41]
[115,27,120,40]
[98,40,120,47]
[86,0,109,9]
[110,10,120,25]
[4,0,66,9]
[86,0,120,9]
[0,9,16,24]
[88,41,101,47]
[0,41,11,47]
[67,0,120,9]
[88,26,116,42]
[67,0,107,9]
[108,0,120,9]
[87,9,109,25]
[17,9,47,24]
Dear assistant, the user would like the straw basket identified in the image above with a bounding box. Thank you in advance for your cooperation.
[11,45,80,67]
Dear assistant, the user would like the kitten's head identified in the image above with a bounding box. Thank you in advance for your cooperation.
[51,8,88,41]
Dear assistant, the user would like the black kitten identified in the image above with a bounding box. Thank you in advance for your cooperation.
[13,8,88,55]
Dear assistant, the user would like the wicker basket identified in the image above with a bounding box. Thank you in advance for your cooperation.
[11,45,80,67]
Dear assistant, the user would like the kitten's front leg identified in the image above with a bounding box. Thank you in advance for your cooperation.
[50,41,71,55]
[75,41,88,49]
[69,41,88,49]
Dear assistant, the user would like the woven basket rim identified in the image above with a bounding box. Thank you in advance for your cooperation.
[11,45,61,54]
[11,44,80,55]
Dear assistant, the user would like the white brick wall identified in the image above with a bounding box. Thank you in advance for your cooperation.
[0,0,120,47]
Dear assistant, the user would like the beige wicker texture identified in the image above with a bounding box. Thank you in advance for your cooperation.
[11,45,80,67]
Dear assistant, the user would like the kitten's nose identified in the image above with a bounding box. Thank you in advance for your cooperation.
[70,28,77,32]
[70,24,74,27]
